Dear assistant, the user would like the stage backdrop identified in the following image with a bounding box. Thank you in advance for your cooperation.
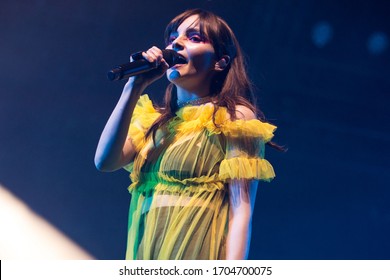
[1,0,389,259]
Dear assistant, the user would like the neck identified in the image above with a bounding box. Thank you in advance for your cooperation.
[177,96,212,109]
[176,87,209,104]
[175,87,212,109]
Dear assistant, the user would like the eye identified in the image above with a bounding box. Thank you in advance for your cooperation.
[188,34,205,43]
[167,35,177,45]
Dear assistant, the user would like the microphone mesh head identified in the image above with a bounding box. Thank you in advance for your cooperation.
[162,50,186,67]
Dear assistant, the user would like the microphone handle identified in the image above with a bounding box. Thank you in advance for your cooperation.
[107,49,186,81]
[107,59,156,81]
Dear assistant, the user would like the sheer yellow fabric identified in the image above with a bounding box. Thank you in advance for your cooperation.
[124,94,276,259]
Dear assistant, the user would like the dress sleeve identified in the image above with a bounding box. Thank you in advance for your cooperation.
[123,95,160,173]
[219,119,277,182]
[127,94,161,152]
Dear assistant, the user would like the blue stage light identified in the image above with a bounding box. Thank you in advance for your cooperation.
[311,21,333,48]
[367,31,388,55]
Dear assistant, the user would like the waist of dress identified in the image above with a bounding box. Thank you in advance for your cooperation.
[129,172,225,194]
[140,193,218,214]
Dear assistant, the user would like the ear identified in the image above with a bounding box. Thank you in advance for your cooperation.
[214,55,231,71]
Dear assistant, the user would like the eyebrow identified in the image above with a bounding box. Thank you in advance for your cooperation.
[170,27,201,36]
[185,27,201,35]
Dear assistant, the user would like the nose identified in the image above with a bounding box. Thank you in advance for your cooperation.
[171,36,184,51]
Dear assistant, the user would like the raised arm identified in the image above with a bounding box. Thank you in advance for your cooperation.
[94,47,169,172]
[94,80,144,171]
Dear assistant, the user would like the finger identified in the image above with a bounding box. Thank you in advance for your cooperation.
[143,51,159,67]
[141,51,152,63]
[149,47,163,64]
[150,46,163,57]
[160,58,170,68]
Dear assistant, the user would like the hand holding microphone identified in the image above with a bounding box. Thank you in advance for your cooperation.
[107,47,187,81]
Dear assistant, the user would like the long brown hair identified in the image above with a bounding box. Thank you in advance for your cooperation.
[146,9,284,151]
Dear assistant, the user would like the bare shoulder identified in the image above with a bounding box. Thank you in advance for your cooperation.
[235,105,257,120]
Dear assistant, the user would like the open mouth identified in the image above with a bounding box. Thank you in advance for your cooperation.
[174,52,187,64]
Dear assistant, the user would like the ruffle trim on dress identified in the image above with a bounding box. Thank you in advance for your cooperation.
[128,172,225,195]
[129,95,277,150]
[219,157,275,182]
[221,119,276,142]
[128,95,161,151]
[133,94,159,117]
[174,103,277,142]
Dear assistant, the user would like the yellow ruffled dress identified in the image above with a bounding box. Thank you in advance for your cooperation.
[124,95,276,260]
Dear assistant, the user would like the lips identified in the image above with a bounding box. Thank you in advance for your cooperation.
[171,63,185,69]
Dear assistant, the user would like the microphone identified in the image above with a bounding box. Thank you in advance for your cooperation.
[107,49,186,81]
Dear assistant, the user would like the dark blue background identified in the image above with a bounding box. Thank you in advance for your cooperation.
[1,0,389,259]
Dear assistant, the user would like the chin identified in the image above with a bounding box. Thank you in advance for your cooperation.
[167,69,182,81]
